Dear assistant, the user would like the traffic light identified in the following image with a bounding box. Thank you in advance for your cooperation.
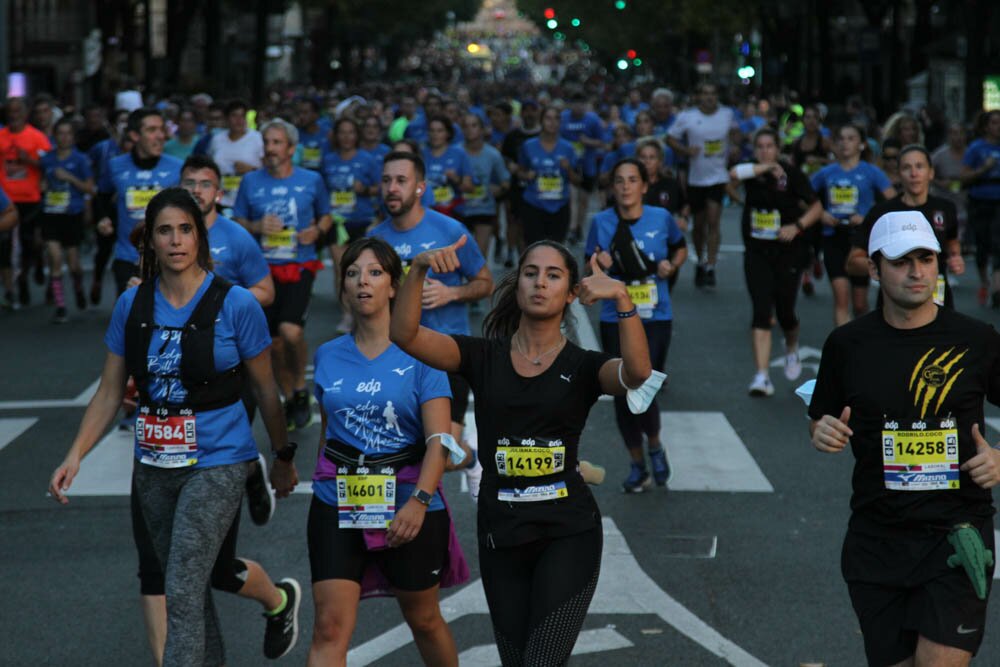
[571,18,581,27]
[626,49,637,59]
[615,0,627,9]
[546,18,558,29]
[544,7,555,19]
[616,59,629,70]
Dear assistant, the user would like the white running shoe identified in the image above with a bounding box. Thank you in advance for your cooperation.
[464,457,483,503]
[784,351,802,382]
[748,373,774,397]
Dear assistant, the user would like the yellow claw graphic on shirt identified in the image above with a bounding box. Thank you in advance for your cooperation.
[908,347,967,419]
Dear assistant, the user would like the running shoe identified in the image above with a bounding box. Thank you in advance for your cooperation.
[783,351,802,382]
[465,454,482,502]
[246,453,275,526]
[622,462,652,493]
[75,288,87,311]
[2,290,15,311]
[801,274,815,296]
[292,390,312,430]
[17,276,29,306]
[812,257,824,279]
[649,448,671,486]
[52,306,68,324]
[703,267,717,288]
[694,264,706,287]
[748,373,774,397]
[90,280,102,306]
[263,578,301,660]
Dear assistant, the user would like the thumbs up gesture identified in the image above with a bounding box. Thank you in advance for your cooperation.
[961,424,1000,489]
[812,406,853,453]
[578,251,627,306]
[412,233,467,275]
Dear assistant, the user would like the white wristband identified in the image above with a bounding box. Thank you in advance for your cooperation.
[734,163,757,181]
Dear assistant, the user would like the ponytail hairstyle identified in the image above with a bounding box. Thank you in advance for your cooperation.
[140,187,212,282]
[482,240,579,340]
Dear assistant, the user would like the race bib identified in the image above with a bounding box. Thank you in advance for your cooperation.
[44,190,70,212]
[538,175,563,200]
[750,209,781,240]
[469,184,487,201]
[830,185,858,212]
[949,180,962,194]
[881,418,960,491]
[703,139,724,157]
[433,185,455,204]
[302,146,322,166]
[137,411,198,469]
[498,481,569,502]
[336,465,397,529]
[626,281,658,319]
[222,174,241,193]
[495,436,566,478]
[125,187,158,212]
[262,228,297,261]
[332,190,356,210]
[572,141,585,158]
[934,275,946,307]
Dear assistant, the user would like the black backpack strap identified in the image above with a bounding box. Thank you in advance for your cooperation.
[187,275,233,332]
[124,281,157,404]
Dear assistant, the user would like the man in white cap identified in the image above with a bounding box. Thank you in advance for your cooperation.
[808,210,1000,666]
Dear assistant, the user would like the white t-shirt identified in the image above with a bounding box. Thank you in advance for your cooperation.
[209,130,264,207]
[667,106,736,186]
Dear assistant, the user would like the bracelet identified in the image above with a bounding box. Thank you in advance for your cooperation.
[617,307,638,319]
[794,220,804,231]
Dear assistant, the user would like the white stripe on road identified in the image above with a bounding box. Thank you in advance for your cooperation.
[661,412,774,492]
[0,377,100,411]
[458,627,634,666]
[719,243,745,253]
[0,417,38,453]
[347,517,768,666]
[65,427,134,496]
[568,299,601,352]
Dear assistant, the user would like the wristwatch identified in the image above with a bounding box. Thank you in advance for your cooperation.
[272,442,298,462]
[412,489,433,506]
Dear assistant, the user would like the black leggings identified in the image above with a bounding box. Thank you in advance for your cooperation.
[93,193,116,282]
[969,198,1000,272]
[481,525,603,667]
[521,202,570,246]
[599,320,671,451]
[743,246,802,331]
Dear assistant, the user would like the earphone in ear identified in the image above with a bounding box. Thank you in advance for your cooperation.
[416,188,423,194]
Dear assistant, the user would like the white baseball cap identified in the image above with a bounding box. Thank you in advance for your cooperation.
[868,211,941,260]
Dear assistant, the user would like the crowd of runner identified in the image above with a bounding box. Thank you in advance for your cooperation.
[8,71,999,666]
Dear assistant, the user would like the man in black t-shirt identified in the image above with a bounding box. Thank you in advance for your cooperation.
[810,210,1000,666]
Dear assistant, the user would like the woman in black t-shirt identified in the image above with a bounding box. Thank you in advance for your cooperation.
[390,236,653,666]
[730,128,822,397]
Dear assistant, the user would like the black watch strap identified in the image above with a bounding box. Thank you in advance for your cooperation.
[273,442,298,462]
[412,489,433,505]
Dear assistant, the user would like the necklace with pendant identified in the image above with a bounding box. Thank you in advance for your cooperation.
[513,332,565,365]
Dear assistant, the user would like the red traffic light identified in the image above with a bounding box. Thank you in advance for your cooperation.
[544,7,556,19]
[626,49,637,59]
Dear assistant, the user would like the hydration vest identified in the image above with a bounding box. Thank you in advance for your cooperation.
[124,275,244,411]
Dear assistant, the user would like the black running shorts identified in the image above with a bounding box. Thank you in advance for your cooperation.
[307,495,450,591]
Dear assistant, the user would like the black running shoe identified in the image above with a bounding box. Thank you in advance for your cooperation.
[246,453,275,526]
[694,264,705,287]
[292,390,312,430]
[263,578,301,659]
[52,306,68,324]
[703,267,717,288]
[90,280,102,306]
[17,277,29,306]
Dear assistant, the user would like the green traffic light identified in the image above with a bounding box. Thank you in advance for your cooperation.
[633,58,642,66]
[615,0,626,9]
[571,18,581,27]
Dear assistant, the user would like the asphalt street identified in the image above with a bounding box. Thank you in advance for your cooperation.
[4,205,1000,666]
